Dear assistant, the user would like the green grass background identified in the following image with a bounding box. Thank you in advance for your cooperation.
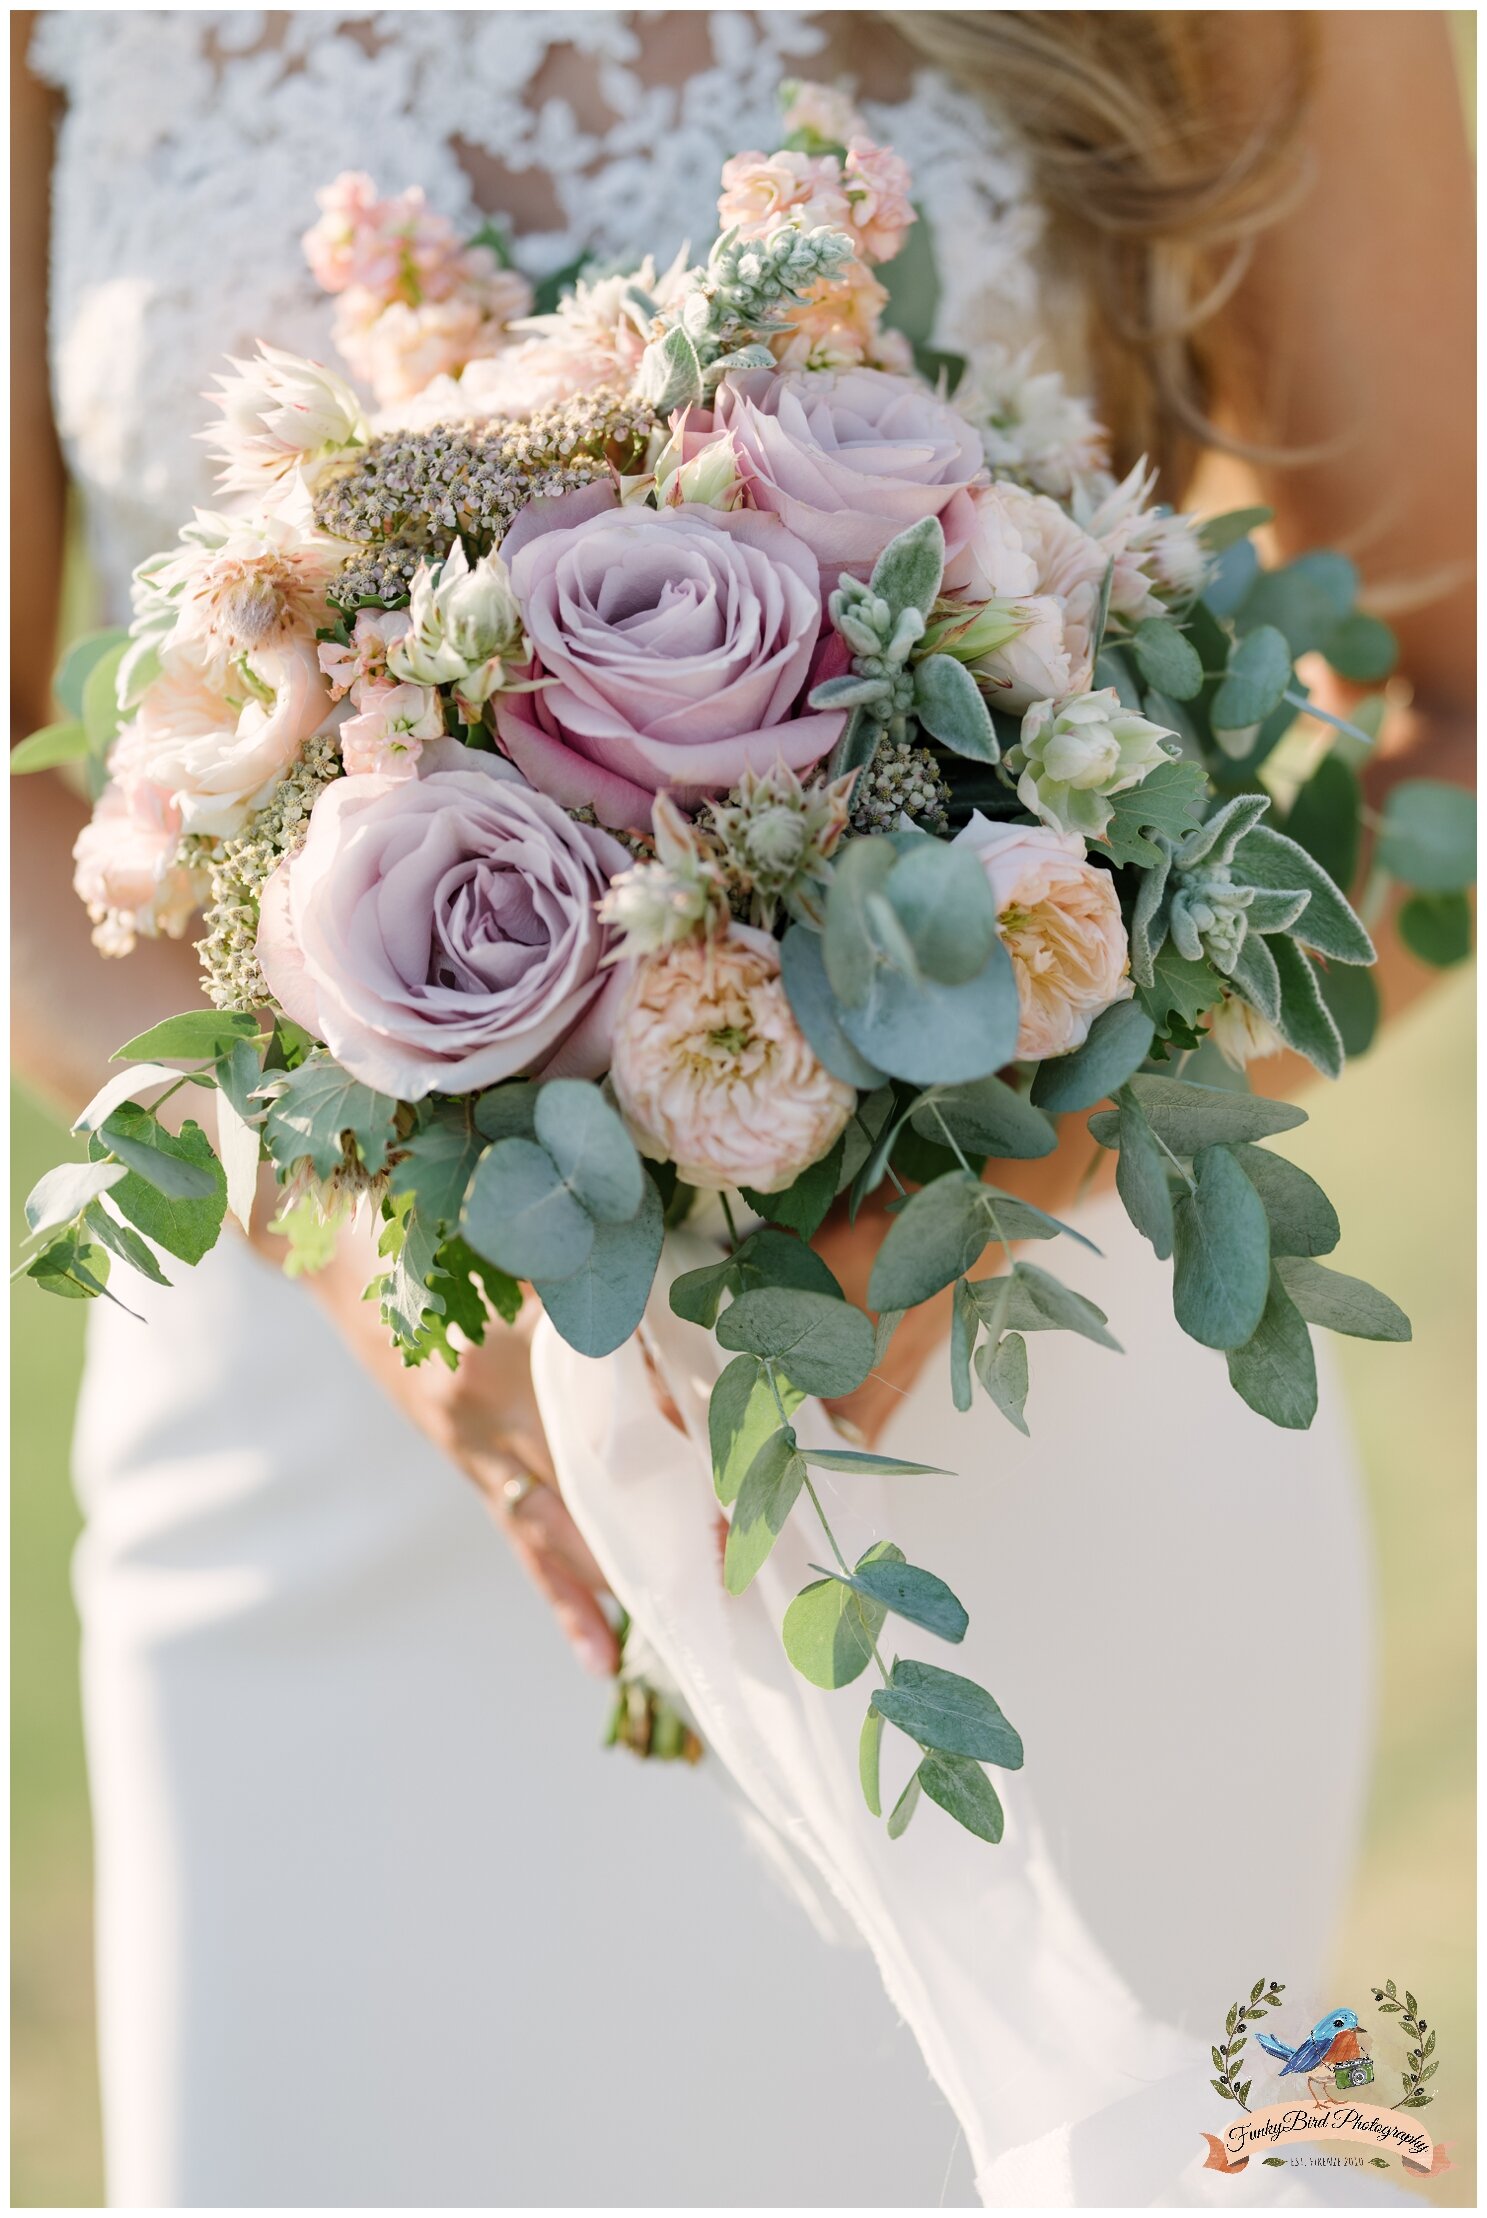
[11,962,1475,2206]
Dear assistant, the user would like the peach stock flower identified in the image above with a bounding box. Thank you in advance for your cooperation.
[842,140,915,264]
[954,813,1133,1059]
[72,770,199,957]
[610,927,855,1192]
[717,149,851,239]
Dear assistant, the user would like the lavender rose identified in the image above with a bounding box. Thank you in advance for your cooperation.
[712,366,985,585]
[492,486,845,834]
[255,739,630,1099]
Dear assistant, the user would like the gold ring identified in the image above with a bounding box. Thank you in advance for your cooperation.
[501,1470,542,1517]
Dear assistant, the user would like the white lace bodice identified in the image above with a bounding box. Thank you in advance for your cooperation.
[35,9,1051,617]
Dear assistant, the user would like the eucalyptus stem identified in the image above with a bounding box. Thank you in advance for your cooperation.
[719,1189,740,1248]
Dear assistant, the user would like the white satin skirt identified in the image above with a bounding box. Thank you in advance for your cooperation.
[73,1193,1374,2207]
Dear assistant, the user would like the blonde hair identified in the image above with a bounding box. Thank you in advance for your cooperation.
[886,11,1317,491]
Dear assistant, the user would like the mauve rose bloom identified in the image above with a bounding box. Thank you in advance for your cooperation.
[256,739,630,1100]
[712,366,985,585]
[492,487,844,833]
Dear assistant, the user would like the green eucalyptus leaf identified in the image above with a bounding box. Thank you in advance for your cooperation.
[949,1278,977,1412]
[882,839,999,983]
[1237,552,1356,657]
[914,1073,1057,1160]
[1231,1143,1339,1257]
[916,1752,1006,1844]
[741,1135,845,1240]
[802,1448,952,1476]
[532,1175,664,1357]
[1225,1268,1318,1430]
[968,1263,1120,1350]
[473,1082,540,1143]
[1399,890,1472,967]
[1273,1257,1411,1342]
[1212,624,1291,735]
[818,1554,968,1644]
[872,1659,1024,1767]
[974,1330,1029,1433]
[867,1169,987,1309]
[823,837,899,1007]
[1088,1075,1306,1154]
[859,1704,886,1817]
[1199,506,1273,554]
[1030,1002,1155,1112]
[1376,780,1476,893]
[671,1225,840,1331]
[535,1079,644,1224]
[887,1768,922,1839]
[714,1286,874,1398]
[1324,610,1397,684]
[1171,1144,1271,1350]
[782,1539,904,1688]
[55,628,129,721]
[840,934,1021,1086]
[723,1428,807,1594]
[1284,753,1362,894]
[1112,1091,1175,1260]
[779,925,889,1089]
[1130,618,1203,701]
[709,1355,804,1505]
[460,1136,594,1282]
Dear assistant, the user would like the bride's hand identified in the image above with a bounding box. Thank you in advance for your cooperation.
[294,1218,620,1681]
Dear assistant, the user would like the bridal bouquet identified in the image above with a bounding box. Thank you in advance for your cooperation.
[19,86,1468,1846]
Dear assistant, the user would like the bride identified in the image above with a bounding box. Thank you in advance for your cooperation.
[12,10,1473,2206]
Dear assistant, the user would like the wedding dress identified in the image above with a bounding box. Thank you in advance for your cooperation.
[37,11,1381,2207]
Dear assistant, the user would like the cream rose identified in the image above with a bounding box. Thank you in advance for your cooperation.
[129,638,330,838]
[611,927,855,1192]
[953,812,1133,1059]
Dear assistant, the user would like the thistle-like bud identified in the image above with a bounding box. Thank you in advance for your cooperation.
[1169,863,1253,974]
[387,541,531,711]
[597,795,730,959]
[706,760,857,928]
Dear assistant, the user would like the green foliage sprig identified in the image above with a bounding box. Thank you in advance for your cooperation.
[1373,1981,1439,2110]
[1211,1978,1287,2108]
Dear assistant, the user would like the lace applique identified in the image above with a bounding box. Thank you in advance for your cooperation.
[33,10,1053,614]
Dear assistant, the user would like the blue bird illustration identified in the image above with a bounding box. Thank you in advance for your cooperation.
[1257,2008,1367,2105]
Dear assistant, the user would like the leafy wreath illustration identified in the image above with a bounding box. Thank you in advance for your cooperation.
[1207,1979,1440,2173]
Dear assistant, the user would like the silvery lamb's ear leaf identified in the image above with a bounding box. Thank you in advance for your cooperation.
[1227,929,1283,1025]
[1232,824,1374,964]
[825,705,883,784]
[1269,936,1345,1079]
[869,514,945,619]
[635,324,703,413]
[1176,791,1272,869]
[912,654,1000,762]
[1129,854,1173,987]
[810,672,894,710]
[1241,887,1311,936]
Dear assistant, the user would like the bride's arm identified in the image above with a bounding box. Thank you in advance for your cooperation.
[10,27,616,1678]
[821,10,1475,1436]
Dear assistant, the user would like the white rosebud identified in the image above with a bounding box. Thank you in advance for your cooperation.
[1006,687,1177,839]
[201,344,369,494]
[387,541,529,707]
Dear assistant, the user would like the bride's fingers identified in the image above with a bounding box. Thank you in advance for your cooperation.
[504,1514,620,1679]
